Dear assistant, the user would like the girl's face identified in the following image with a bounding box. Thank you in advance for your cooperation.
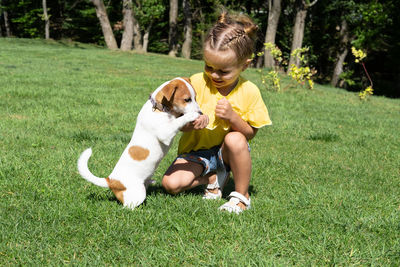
[203,48,250,94]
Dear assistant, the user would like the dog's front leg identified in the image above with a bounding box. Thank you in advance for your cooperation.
[157,112,199,146]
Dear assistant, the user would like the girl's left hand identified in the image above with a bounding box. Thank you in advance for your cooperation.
[215,97,233,121]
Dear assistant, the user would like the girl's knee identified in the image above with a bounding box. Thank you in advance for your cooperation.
[162,175,182,195]
[224,132,248,153]
[162,159,204,194]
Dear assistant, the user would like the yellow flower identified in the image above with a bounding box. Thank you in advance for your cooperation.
[351,47,366,63]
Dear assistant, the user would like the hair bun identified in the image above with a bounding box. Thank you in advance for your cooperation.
[219,12,258,40]
[218,12,229,24]
[244,24,258,40]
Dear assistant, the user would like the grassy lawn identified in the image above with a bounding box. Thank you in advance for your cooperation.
[0,38,399,265]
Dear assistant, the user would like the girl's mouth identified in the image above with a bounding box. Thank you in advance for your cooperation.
[212,79,223,84]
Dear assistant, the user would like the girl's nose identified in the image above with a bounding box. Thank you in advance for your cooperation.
[211,71,220,80]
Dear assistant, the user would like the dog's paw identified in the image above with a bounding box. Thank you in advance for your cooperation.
[183,112,200,122]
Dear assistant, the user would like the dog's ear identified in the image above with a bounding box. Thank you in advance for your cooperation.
[155,81,178,107]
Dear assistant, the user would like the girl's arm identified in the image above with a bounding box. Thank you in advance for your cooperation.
[215,98,258,140]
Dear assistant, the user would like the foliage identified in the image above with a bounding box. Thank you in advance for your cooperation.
[258,44,315,91]
[288,47,315,90]
[4,1,43,38]
[359,85,373,101]
[351,46,366,63]
[309,0,398,97]
[351,46,374,101]
[257,43,283,91]
[11,7,42,37]
[133,0,165,28]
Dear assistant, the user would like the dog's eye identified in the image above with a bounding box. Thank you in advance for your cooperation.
[184,98,192,103]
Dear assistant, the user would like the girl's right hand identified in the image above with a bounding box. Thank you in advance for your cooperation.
[181,114,209,131]
[192,114,209,129]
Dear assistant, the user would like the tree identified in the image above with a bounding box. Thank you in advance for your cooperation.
[132,8,142,51]
[0,1,3,37]
[42,0,49,39]
[2,0,11,37]
[313,1,395,94]
[131,0,165,52]
[120,0,134,51]
[287,0,317,72]
[331,19,352,87]
[264,0,282,68]
[182,0,192,59]
[168,0,178,57]
[91,0,118,49]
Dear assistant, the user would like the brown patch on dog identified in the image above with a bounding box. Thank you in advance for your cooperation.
[128,145,150,161]
[106,177,126,204]
[155,79,192,110]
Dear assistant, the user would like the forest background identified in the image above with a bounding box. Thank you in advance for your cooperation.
[1,0,399,98]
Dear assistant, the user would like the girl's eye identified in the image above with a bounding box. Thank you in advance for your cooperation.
[184,98,192,103]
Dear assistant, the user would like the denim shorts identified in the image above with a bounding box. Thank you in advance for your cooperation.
[176,144,250,177]
[176,146,228,177]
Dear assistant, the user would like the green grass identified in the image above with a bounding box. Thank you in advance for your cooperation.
[1,38,399,265]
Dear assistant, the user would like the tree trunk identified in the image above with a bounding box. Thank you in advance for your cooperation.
[331,19,350,87]
[168,0,178,57]
[287,0,317,73]
[42,0,50,39]
[264,0,282,68]
[120,0,133,51]
[287,8,307,71]
[142,23,152,52]
[91,0,118,50]
[331,48,348,87]
[182,0,192,59]
[132,11,143,51]
[256,55,264,68]
[0,1,2,37]
[3,9,11,37]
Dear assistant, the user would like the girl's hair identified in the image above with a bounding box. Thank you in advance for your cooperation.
[204,12,258,63]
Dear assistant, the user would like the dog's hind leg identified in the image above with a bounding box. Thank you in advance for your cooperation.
[122,183,147,209]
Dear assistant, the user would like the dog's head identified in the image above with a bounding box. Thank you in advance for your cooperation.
[154,77,201,117]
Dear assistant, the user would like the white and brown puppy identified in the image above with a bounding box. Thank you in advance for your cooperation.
[77,77,201,209]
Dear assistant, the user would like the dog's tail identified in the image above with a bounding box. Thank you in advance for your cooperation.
[77,148,109,188]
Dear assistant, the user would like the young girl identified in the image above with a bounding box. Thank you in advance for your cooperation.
[162,12,272,214]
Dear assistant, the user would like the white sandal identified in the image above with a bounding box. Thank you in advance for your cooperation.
[219,191,251,214]
[202,170,229,200]
[202,182,222,199]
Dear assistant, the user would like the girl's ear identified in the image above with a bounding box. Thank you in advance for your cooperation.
[242,58,252,71]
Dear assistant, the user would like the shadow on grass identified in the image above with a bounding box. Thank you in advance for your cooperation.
[85,176,256,207]
[307,131,340,142]
[147,177,256,199]
[87,191,116,203]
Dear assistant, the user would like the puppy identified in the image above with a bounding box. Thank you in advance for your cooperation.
[77,78,201,209]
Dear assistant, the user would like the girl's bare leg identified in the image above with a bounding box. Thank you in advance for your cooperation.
[218,131,251,209]
[162,159,213,194]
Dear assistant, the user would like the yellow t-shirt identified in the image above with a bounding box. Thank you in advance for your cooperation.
[178,72,272,154]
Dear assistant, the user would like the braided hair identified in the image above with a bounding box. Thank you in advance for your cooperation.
[204,12,258,63]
